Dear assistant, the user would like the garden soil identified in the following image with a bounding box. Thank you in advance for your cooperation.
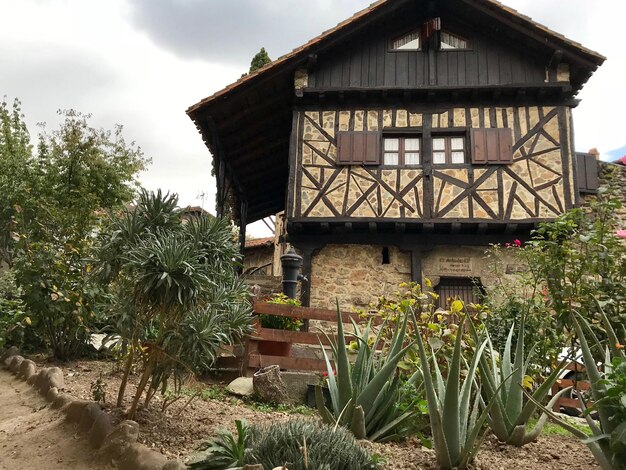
[0,369,111,470]
[8,358,602,469]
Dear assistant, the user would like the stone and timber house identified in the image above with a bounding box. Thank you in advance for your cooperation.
[187,0,607,311]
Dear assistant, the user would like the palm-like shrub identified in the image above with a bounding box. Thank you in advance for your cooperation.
[93,190,253,416]
[472,315,569,446]
[191,419,379,470]
[316,304,417,442]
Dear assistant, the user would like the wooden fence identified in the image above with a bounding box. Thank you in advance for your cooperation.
[551,361,592,413]
[217,301,359,375]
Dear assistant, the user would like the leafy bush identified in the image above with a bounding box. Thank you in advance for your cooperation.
[364,282,485,376]
[0,269,35,350]
[14,237,101,359]
[191,419,379,470]
[527,182,625,343]
[4,103,147,359]
[482,243,565,376]
[260,292,303,330]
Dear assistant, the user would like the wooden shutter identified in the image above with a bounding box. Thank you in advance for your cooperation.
[337,132,354,164]
[576,152,599,192]
[337,131,381,165]
[471,128,513,164]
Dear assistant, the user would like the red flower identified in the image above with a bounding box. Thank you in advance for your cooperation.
[616,230,626,239]
[505,243,511,248]
[513,239,522,247]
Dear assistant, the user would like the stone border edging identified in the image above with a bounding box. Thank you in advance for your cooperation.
[0,347,185,470]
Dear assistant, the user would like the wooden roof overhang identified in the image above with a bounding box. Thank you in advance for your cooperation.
[299,83,577,108]
[187,0,605,224]
[286,219,540,248]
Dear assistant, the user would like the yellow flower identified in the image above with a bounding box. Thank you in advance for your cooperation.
[24,317,32,326]
[523,375,534,390]
[450,300,464,313]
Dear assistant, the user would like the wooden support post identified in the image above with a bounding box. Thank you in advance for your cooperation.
[411,250,423,286]
[238,200,248,275]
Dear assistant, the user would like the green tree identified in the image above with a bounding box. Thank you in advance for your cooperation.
[249,47,271,73]
[7,104,148,359]
[0,98,33,267]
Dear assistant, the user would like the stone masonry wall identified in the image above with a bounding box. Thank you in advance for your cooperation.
[310,244,411,310]
[243,246,274,275]
[422,245,517,290]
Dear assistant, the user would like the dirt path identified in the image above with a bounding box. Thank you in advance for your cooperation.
[0,369,111,470]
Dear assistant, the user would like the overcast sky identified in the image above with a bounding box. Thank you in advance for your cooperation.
[2,0,624,237]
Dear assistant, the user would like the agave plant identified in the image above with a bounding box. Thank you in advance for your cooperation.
[471,315,570,446]
[189,419,251,469]
[191,418,378,470]
[414,312,496,470]
[527,307,626,470]
[316,303,418,442]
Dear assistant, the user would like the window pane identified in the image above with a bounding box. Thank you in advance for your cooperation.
[392,32,420,50]
[441,31,468,50]
[451,151,465,164]
[450,137,464,150]
[405,152,420,165]
[433,151,446,164]
[405,138,420,151]
[384,152,399,165]
[384,138,399,151]
[433,138,445,151]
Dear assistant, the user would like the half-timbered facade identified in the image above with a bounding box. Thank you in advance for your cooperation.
[188,0,605,310]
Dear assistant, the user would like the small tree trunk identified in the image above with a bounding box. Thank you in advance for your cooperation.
[253,365,289,404]
[117,349,135,408]
[144,383,157,407]
[128,360,153,419]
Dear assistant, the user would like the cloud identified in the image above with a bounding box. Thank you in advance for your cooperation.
[127,0,370,65]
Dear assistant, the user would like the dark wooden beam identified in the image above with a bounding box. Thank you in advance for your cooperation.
[504,223,518,234]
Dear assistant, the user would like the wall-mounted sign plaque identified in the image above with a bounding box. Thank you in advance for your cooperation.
[438,256,473,275]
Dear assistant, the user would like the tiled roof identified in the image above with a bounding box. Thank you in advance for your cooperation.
[187,0,605,115]
[245,237,274,249]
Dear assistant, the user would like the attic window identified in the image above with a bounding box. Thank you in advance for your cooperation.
[391,30,420,51]
[440,31,469,50]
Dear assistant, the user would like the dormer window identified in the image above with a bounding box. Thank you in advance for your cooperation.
[391,30,420,51]
[440,31,469,50]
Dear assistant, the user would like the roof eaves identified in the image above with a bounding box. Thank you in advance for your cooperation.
[186,0,390,116]
[187,0,605,116]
